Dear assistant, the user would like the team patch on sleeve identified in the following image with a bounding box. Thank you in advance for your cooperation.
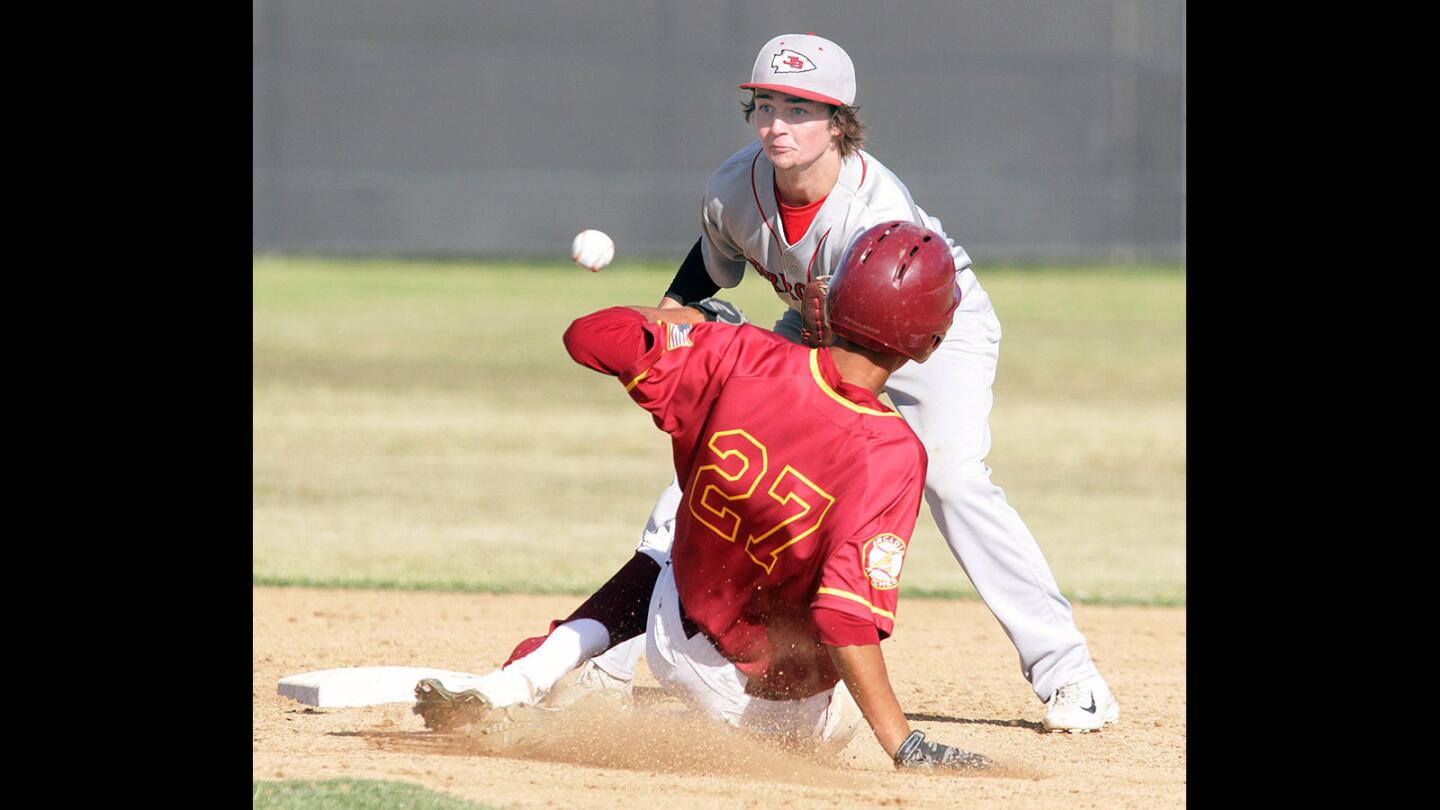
[862,533,908,590]
[664,322,694,351]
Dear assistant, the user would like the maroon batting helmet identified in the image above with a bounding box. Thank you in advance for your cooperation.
[825,221,961,363]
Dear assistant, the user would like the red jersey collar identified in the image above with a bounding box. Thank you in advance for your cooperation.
[810,348,900,418]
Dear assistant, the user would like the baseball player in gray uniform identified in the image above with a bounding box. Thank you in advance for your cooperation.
[486,32,1119,733]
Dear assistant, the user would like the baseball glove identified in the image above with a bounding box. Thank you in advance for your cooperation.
[893,730,995,771]
[799,275,833,348]
[690,297,749,326]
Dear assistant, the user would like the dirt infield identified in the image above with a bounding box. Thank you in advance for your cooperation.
[253,587,1185,808]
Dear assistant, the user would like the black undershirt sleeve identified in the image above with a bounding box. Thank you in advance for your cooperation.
[663,237,722,305]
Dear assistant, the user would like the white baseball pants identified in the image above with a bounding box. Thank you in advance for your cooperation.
[640,551,863,749]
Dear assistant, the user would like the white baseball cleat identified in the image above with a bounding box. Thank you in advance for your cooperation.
[1042,675,1120,733]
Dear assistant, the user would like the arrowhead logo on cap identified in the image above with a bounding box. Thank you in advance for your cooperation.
[770,49,817,74]
[741,34,856,106]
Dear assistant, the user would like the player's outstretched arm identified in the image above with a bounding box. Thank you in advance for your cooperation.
[827,643,995,770]
[624,305,708,325]
[562,304,742,380]
[563,306,714,379]
[659,237,721,308]
[826,642,912,758]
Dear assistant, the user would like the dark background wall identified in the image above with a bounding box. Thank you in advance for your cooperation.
[253,1,1184,262]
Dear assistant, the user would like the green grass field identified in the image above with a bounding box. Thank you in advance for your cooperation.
[253,256,1185,604]
[253,779,497,809]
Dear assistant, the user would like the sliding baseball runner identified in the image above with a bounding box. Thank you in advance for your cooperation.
[419,221,993,769]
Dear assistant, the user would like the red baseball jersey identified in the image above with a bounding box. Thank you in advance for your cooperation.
[565,308,928,698]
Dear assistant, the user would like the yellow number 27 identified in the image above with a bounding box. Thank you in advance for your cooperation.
[687,429,836,574]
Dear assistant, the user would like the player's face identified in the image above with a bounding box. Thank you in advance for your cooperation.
[752,93,842,171]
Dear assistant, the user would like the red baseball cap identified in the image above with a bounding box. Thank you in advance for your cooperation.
[739,33,856,107]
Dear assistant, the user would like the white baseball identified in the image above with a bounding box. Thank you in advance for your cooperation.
[571,229,615,272]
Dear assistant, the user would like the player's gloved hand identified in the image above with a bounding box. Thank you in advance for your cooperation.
[893,730,995,771]
[689,297,749,326]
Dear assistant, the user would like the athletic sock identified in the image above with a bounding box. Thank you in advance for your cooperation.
[501,618,611,701]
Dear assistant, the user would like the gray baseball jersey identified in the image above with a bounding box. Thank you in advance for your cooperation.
[699,141,982,310]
